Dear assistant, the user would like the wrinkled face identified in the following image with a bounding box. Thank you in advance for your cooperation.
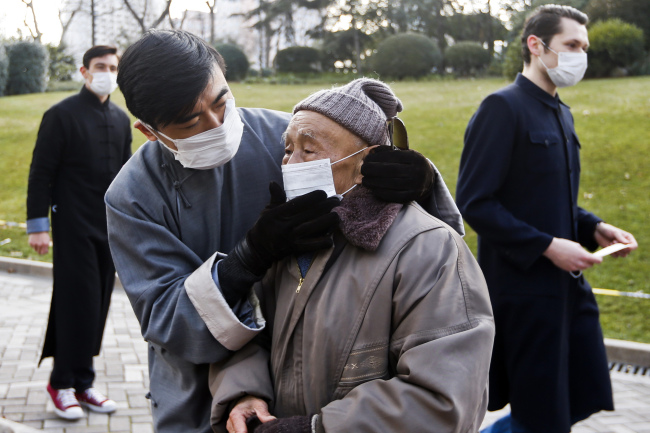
[282,110,368,194]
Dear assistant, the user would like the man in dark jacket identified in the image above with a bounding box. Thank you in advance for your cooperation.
[26,45,132,420]
[456,5,637,433]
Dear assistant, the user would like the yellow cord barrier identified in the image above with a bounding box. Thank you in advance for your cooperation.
[593,288,650,299]
[3,220,649,299]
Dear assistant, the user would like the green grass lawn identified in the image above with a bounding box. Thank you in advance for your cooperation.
[1,77,649,342]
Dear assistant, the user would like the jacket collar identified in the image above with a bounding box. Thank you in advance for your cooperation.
[515,73,568,110]
[333,186,402,251]
[79,85,111,109]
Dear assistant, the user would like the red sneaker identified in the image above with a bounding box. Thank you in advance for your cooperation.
[47,383,84,420]
[75,387,117,413]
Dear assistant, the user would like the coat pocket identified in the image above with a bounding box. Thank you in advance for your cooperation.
[527,131,563,173]
[338,344,389,386]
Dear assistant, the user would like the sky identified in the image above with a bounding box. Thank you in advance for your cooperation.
[0,0,513,45]
[0,0,211,44]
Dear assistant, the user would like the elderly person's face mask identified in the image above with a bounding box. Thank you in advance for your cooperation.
[281,110,372,201]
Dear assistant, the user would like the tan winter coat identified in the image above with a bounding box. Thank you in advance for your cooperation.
[210,202,495,432]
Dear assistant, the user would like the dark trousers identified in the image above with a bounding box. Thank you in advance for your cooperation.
[44,224,115,392]
[488,277,613,433]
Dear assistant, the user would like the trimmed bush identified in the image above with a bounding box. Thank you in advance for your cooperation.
[47,43,76,83]
[445,41,492,77]
[215,43,249,82]
[502,41,523,81]
[274,46,322,74]
[372,33,442,80]
[6,41,49,95]
[0,44,8,96]
[587,19,645,78]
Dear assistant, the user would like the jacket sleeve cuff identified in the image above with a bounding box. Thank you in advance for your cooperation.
[185,252,266,351]
[26,217,49,234]
[312,414,325,433]
[577,209,603,251]
[502,232,554,271]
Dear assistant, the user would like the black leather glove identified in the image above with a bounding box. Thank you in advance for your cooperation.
[218,182,340,304]
[361,146,434,203]
[254,415,312,433]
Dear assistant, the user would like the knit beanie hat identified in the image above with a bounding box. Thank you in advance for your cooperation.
[292,78,403,147]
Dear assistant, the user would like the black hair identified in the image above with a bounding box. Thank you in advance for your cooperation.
[521,4,588,64]
[117,29,227,129]
[83,45,118,68]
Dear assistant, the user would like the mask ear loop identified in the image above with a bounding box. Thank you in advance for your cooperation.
[330,146,368,166]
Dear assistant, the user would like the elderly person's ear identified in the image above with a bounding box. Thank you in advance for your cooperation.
[361,146,434,203]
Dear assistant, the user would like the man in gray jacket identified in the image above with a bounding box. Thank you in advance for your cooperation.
[106,30,458,432]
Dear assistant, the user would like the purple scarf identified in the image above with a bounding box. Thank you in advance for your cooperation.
[333,186,403,251]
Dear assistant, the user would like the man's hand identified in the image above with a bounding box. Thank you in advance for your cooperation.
[594,222,638,258]
[227,396,276,433]
[543,238,602,272]
[28,232,50,255]
[361,146,434,203]
[254,415,312,433]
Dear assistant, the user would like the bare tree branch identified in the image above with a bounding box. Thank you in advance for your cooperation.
[22,0,43,43]
[123,0,146,33]
[58,0,84,45]
[150,0,173,29]
[123,0,173,34]
[180,9,188,30]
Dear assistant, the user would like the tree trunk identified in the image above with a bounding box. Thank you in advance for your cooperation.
[91,0,96,45]
[58,2,82,46]
[206,1,216,44]
[353,18,362,74]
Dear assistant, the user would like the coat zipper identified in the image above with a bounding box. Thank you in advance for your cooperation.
[296,275,304,294]
[295,256,313,294]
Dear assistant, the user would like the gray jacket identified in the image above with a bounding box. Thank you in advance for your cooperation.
[106,108,290,432]
[210,203,494,432]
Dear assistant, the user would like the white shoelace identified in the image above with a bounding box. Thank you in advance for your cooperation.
[83,388,106,404]
[57,388,78,408]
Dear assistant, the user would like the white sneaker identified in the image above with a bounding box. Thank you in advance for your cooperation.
[47,383,84,420]
[76,387,117,413]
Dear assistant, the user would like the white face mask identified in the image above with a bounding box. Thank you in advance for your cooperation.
[142,99,244,170]
[281,146,366,201]
[538,41,588,88]
[87,72,118,96]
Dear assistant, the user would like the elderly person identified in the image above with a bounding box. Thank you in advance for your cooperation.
[209,79,495,433]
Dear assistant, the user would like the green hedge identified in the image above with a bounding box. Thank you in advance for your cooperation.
[0,44,8,96]
[215,43,249,82]
[445,41,492,77]
[274,46,322,74]
[6,41,49,95]
[372,34,442,80]
[587,19,645,78]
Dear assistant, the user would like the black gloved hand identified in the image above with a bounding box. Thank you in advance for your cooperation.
[361,146,434,204]
[246,181,340,270]
[254,415,312,433]
[219,182,340,302]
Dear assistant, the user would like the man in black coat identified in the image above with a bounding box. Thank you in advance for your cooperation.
[457,5,638,433]
[26,45,132,420]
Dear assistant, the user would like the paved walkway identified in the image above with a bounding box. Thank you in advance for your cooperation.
[0,272,152,432]
[1,270,650,432]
